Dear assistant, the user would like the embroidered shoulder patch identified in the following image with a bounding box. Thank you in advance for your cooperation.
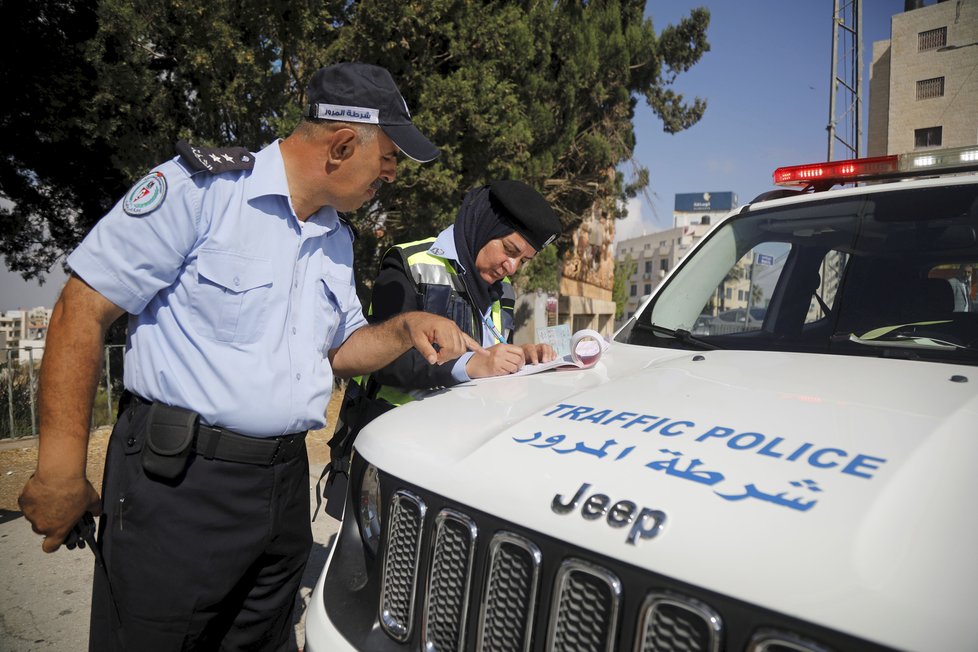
[123,172,167,216]
[175,140,255,174]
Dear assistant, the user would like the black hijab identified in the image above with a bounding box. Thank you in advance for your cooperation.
[452,186,516,316]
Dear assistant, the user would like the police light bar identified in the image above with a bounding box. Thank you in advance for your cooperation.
[773,144,978,187]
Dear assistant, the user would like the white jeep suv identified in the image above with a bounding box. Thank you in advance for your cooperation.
[306,145,978,652]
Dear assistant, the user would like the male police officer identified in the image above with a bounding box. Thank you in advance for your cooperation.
[18,62,481,651]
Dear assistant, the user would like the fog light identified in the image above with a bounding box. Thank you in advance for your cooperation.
[358,463,383,555]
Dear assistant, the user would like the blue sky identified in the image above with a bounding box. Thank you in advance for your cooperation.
[616,0,906,240]
[0,214,70,311]
[1,0,908,311]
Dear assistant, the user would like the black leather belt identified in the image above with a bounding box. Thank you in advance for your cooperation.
[123,391,307,466]
[195,425,306,465]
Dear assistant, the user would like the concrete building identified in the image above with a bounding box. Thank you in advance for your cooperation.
[1,307,52,363]
[514,192,619,346]
[615,192,737,321]
[868,0,978,156]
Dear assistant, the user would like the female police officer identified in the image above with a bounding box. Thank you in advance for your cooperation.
[323,181,562,518]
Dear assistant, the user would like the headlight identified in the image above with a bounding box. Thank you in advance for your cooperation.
[358,463,383,556]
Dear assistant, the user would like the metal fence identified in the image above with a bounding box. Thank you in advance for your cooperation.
[1,344,126,440]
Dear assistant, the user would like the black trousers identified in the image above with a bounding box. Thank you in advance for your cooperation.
[90,399,313,651]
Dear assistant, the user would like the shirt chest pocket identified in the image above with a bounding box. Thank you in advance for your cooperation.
[191,249,274,344]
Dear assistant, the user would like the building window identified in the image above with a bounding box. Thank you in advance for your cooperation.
[918,26,947,51]
[644,261,652,274]
[660,259,669,271]
[630,284,637,297]
[643,284,652,295]
[916,76,945,100]
[914,126,943,149]
[644,243,651,249]
[725,287,733,299]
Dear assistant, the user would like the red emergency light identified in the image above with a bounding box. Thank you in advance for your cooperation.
[773,145,978,188]
[773,155,898,186]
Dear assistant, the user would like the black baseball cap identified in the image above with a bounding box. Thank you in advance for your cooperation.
[304,62,440,163]
[489,180,562,251]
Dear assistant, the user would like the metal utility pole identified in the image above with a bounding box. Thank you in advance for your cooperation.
[827,0,863,161]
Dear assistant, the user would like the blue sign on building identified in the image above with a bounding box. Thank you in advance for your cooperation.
[675,192,737,212]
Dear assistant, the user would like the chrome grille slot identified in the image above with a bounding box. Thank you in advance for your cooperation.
[424,509,478,652]
[380,490,426,642]
[547,558,622,652]
[747,629,832,652]
[635,592,722,652]
[477,532,542,652]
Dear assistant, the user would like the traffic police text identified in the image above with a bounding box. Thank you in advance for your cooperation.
[542,403,887,480]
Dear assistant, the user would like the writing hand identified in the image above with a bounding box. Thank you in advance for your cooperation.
[466,343,527,378]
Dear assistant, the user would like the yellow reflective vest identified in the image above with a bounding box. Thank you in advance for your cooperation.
[370,237,515,407]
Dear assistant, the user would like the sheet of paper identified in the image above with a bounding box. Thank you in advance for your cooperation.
[535,324,572,358]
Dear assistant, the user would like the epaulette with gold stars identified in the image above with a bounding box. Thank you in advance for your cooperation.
[176,140,255,174]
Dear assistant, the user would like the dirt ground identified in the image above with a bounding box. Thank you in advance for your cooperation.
[0,394,341,513]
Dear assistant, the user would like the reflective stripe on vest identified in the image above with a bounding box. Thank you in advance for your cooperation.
[373,239,512,407]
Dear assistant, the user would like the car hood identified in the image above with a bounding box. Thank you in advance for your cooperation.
[354,343,978,650]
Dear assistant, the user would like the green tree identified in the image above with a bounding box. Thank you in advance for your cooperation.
[1,1,709,302]
[613,254,637,319]
[0,0,341,279]
[323,1,709,296]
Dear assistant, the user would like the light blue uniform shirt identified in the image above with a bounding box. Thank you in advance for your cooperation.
[68,141,367,437]
[426,226,504,383]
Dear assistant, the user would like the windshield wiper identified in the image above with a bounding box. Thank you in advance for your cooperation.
[635,322,720,350]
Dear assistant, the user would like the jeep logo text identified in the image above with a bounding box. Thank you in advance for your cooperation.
[552,482,666,545]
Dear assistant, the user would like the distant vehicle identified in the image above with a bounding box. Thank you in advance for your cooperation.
[305,145,978,651]
[692,308,767,335]
[716,307,766,323]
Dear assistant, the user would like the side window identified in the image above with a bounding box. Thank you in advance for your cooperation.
[914,126,942,149]
[692,245,790,335]
[916,76,945,100]
[918,26,946,51]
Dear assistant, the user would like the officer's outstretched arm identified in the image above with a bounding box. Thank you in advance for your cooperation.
[18,275,124,553]
[330,311,484,378]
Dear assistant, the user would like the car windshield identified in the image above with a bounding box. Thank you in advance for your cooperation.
[616,182,978,365]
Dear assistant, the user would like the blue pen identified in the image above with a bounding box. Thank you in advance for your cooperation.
[482,311,507,345]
